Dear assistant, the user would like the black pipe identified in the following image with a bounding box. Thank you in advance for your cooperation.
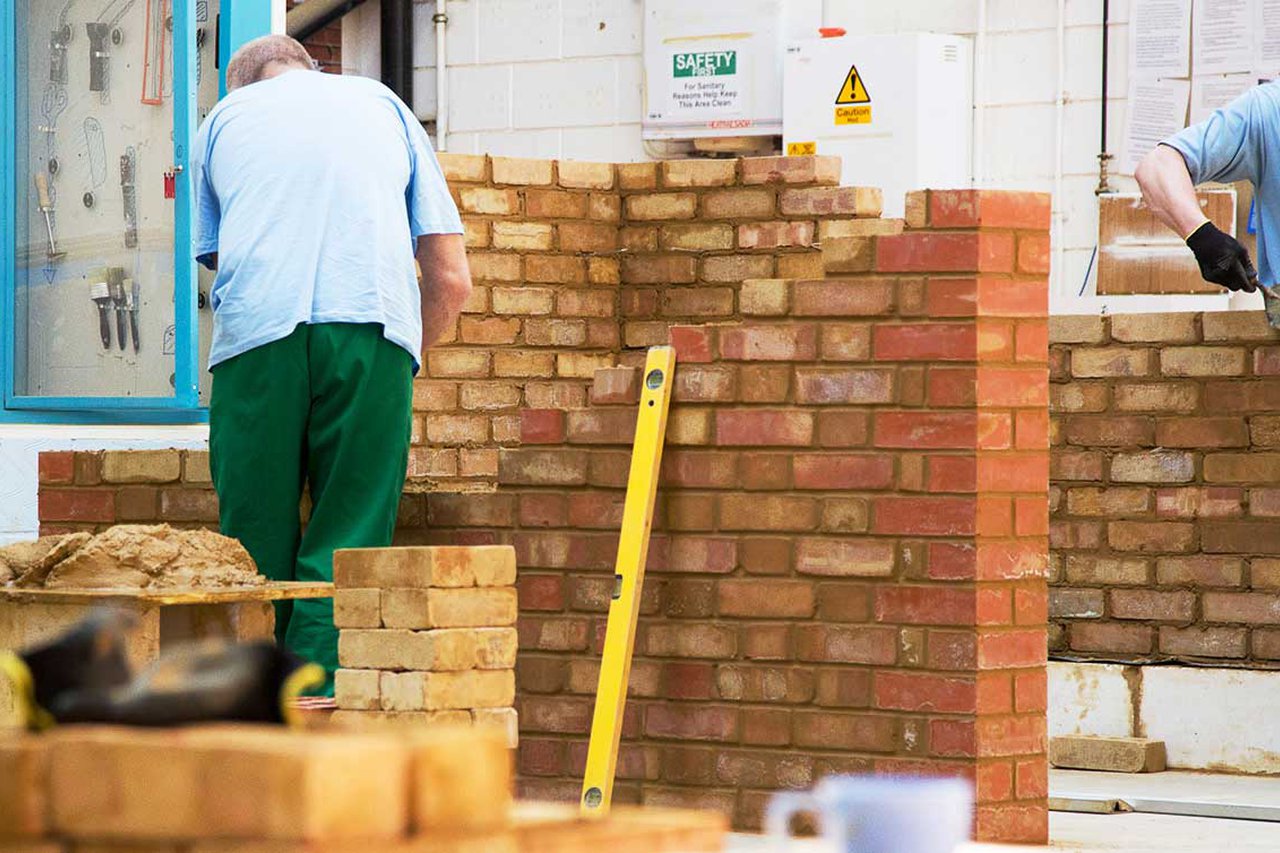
[1101,0,1109,156]
[289,0,368,43]
[381,0,413,106]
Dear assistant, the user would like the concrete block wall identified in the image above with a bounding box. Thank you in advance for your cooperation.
[31,155,1052,845]
[1049,311,1280,665]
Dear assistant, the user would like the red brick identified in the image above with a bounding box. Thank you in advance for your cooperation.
[876,231,1016,273]
[1156,417,1249,448]
[718,325,817,362]
[795,369,895,405]
[716,410,813,447]
[874,671,976,713]
[1069,622,1153,654]
[875,586,976,625]
[873,324,977,361]
[519,409,564,444]
[792,712,897,752]
[793,279,894,316]
[794,625,897,664]
[977,367,1049,407]
[874,412,977,449]
[929,190,1051,230]
[977,630,1047,668]
[1017,233,1051,274]
[793,454,894,490]
[795,539,895,577]
[38,451,74,484]
[1015,669,1048,713]
[644,705,738,742]
[873,497,975,536]
[669,325,714,363]
[975,803,1048,845]
[38,489,114,523]
[718,580,815,618]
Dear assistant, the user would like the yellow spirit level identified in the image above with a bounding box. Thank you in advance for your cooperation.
[580,346,677,817]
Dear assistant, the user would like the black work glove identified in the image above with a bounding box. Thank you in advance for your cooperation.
[1186,221,1259,293]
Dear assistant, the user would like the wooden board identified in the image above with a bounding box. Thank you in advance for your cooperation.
[1097,189,1237,295]
[0,581,333,606]
[187,803,727,853]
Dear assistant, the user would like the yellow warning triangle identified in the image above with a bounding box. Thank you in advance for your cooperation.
[835,64,871,105]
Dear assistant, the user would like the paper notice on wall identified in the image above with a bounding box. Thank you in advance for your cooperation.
[664,49,745,117]
[1132,0,1192,79]
[1258,0,1280,76]
[1193,0,1255,75]
[1123,77,1192,173]
[1190,73,1256,123]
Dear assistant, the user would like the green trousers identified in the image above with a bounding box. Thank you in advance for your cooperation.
[209,323,413,694]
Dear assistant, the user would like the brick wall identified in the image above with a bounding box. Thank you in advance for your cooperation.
[1050,311,1280,665]
[34,157,1050,845]
[288,0,343,73]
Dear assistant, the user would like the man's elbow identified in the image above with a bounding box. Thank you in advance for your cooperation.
[1134,149,1160,191]
[440,266,473,312]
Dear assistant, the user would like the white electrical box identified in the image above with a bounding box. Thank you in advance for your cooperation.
[783,33,973,217]
[643,0,822,140]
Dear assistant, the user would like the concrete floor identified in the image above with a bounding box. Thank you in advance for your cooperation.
[723,769,1280,851]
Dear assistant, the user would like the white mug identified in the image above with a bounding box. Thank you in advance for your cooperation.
[765,775,973,853]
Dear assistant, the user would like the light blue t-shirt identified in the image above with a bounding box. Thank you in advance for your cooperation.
[192,69,463,371]
[1163,81,1280,285]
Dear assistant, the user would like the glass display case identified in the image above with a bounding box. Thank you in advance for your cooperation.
[1,0,267,421]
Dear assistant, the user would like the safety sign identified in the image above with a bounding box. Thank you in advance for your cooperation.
[834,64,872,125]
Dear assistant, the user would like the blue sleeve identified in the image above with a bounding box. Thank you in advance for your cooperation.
[1163,85,1267,186]
[395,97,463,237]
[192,119,220,268]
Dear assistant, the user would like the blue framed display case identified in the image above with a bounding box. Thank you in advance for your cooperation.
[0,0,268,423]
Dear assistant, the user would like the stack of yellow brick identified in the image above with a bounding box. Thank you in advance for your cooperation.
[331,546,519,746]
[0,723,512,851]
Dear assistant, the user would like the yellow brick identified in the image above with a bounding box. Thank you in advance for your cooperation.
[491,221,554,251]
[905,190,929,227]
[0,735,49,837]
[624,192,698,221]
[739,279,790,316]
[556,352,615,380]
[426,589,518,629]
[383,666,512,710]
[588,256,621,284]
[557,160,615,189]
[334,669,381,712]
[334,546,516,589]
[463,219,490,248]
[437,152,488,183]
[101,450,181,484]
[410,726,512,832]
[491,157,553,186]
[777,252,825,279]
[458,187,519,216]
[339,628,472,670]
[660,158,737,188]
[183,451,212,484]
[822,236,876,273]
[48,726,409,840]
[333,589,380,628]
[491,287,555,315]
[471,708,519,749]
[667,409,711,446]
[659,223,734,251]
[329,709,471,731]
[422,671,515,711]
[473,627,519,669]
[617,162,657,189]
[819,218,905,239]
[466,252,522,281]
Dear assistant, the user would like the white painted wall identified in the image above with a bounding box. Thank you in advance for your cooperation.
[375,0,1143,304]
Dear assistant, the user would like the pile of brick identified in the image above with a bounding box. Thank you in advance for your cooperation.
[331,545,520,745]
[0,722,511,849]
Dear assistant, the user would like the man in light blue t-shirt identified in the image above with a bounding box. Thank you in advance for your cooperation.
[1136,82,1280,293]
[193,35,473,693]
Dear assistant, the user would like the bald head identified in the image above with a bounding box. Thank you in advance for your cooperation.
[226,35,314,91]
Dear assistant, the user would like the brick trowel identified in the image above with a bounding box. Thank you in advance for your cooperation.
[1260,282,1280,329]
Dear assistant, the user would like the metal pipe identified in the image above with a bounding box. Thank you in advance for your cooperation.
[381,0,413,105]
[435,0,448,151]
[1097,0,1114,194]
[287,0,368,43]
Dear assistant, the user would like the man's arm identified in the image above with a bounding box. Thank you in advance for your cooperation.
[417,233,472,351]
[1135,145,1258,293]
[1135,145,1213,239]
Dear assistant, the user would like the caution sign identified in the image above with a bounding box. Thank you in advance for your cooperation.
[834,64,872,125]
[787,141,817,156]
